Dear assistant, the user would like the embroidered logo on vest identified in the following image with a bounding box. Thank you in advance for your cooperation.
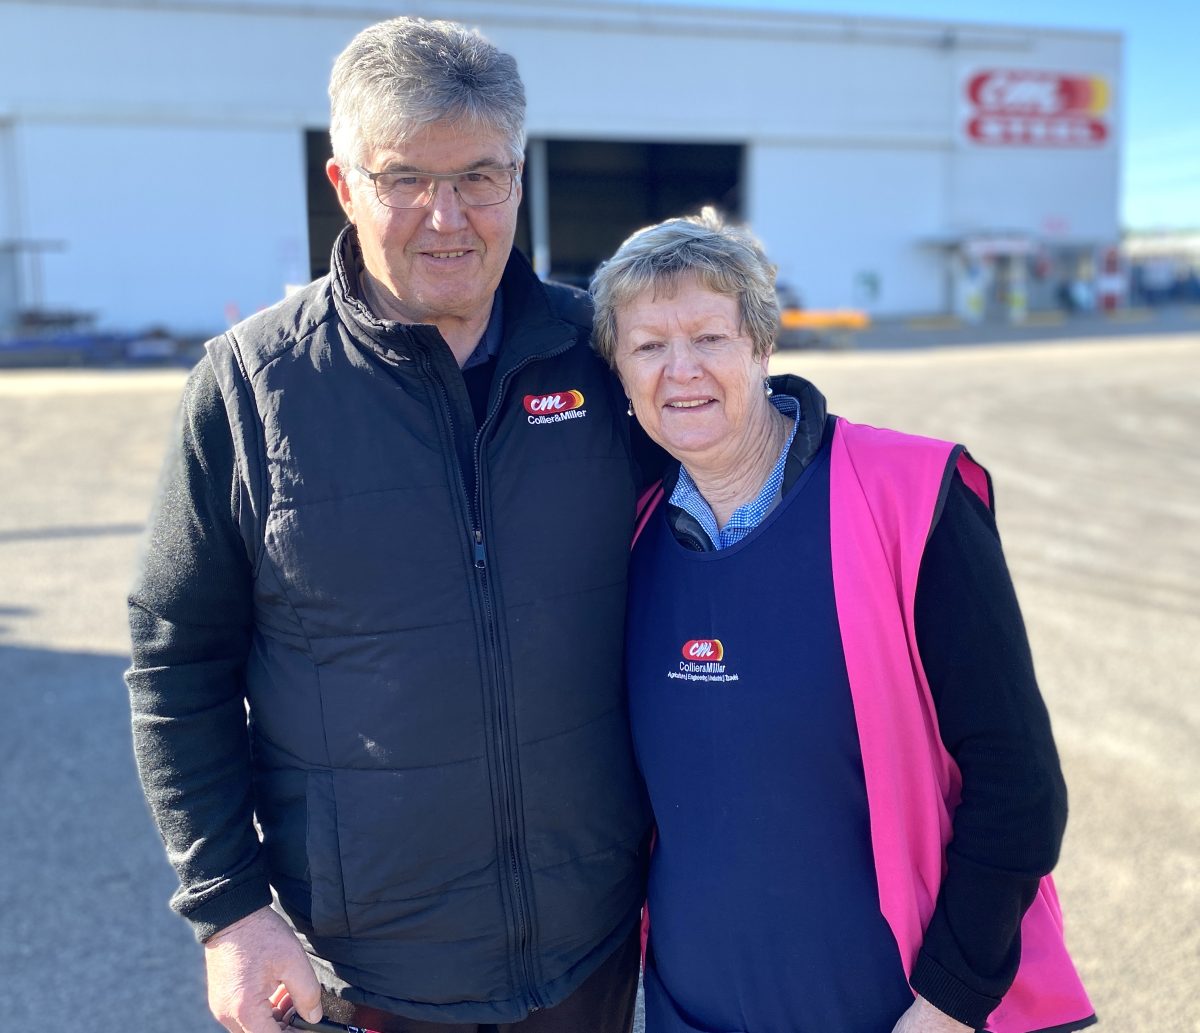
[524,390,588,425]
[682,639,723,661]
[672,639,739,683]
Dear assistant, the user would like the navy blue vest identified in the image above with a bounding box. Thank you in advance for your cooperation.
[627,441,914,1032]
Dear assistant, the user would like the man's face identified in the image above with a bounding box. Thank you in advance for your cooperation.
[328,119,522,327]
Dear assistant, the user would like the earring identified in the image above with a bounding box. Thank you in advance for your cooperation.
[627,399,635,417]
[763,377,773,397]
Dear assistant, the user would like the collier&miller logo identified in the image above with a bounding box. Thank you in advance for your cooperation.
[964,69,1110,147]
[682,639,724,661]
[523,390,587,425]
[671,638,737,683]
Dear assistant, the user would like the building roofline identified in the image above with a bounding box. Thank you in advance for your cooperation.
[2,0,1123,46]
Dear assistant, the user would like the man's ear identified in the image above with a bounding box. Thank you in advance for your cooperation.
[326,159,356,223]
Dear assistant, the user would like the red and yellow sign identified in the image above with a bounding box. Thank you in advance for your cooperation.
[964,70,1110,147]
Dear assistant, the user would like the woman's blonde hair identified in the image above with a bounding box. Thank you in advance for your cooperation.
[590,207,779,367]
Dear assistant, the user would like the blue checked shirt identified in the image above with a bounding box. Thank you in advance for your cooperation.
[668,393,801,550]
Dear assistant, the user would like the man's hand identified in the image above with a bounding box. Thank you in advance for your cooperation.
[204,905,323,1033]
[891,995,974,1033]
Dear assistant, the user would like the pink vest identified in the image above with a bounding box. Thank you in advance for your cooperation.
[830,418,1093,1032]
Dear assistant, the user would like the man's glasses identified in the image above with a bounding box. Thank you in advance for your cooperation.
[355,165,519,209]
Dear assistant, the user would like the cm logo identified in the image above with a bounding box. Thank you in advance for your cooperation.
[523,390,585,415]
[682,639,724,661]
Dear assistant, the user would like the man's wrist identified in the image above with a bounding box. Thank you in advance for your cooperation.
[204,903,279,947]
[182,877,274,943]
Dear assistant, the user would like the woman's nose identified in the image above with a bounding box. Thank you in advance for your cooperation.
[664,341,701,380]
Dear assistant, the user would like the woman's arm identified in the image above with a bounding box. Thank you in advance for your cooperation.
[908,472,1068,1028]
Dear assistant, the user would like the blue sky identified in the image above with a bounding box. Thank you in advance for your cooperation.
[653,0,1200,230]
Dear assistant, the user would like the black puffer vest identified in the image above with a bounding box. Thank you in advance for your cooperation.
[205,232,650,1022]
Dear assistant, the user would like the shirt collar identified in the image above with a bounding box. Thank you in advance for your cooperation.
[341,229,505,368]
[462,290,504,370]
[668,393,802,550]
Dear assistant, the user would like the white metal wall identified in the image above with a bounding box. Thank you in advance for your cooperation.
[750,143,949,312]
[0,0,1121,332]
[17,122,308,331]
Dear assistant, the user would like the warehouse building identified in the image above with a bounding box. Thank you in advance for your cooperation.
[0,0,1122,338]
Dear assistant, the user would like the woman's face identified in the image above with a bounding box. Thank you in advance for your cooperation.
[614,275,770,470]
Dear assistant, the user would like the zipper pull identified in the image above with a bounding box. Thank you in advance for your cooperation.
[474,529,486,568]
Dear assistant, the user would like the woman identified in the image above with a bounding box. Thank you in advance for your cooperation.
[590,210,1095,1033]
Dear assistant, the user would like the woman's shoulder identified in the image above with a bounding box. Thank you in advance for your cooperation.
[833,416,960,455]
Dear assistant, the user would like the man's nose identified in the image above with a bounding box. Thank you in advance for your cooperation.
[426,179,470,231]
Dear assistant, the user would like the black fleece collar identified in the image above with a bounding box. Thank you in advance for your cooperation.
[327,226,578,369]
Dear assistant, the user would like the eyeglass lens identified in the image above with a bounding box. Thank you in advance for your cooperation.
[375,170,514,209]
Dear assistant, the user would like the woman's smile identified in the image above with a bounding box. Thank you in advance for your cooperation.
[614,274,772,474]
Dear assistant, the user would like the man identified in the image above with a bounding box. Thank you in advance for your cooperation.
[127,17,654,1033]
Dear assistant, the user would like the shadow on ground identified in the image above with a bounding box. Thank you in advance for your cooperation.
[0,643,210,1030]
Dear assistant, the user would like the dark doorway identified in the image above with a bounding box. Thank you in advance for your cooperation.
[305,129,345,280]
[303,132,742,286]
[534,139,742,287]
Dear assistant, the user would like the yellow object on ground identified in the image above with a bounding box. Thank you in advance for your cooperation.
[780,308,871,330]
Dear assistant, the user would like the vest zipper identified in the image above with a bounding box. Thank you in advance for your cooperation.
[421,365,528,993]
[469,339,574,1012]
[425,337,574,1012]
[470,528,536,1009]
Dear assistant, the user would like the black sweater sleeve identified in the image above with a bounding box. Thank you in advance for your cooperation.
[125,358,272,941]
[908,473,1069,1027]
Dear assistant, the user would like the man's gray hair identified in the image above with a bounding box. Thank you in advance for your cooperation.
[590,207,780,368]
[329,16,527,169]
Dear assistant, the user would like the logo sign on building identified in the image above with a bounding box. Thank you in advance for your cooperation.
[963,69,1110,147]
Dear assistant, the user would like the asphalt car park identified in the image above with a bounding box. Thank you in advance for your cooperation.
[1,329,1196,1031]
